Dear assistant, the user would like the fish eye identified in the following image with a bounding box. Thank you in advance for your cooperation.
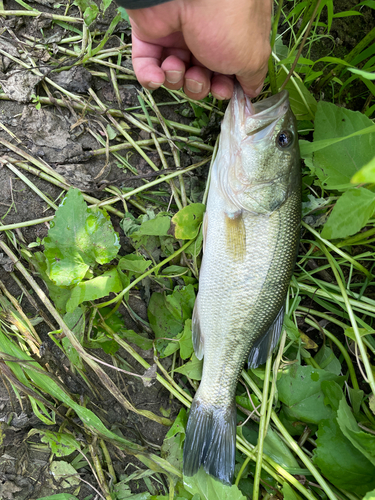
[276,130,294,149]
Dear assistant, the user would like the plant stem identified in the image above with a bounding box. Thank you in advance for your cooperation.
[4,161,58,211]
[0,10,83,22]
[97,240,192,308]
[100,439,117,483]
[295,0,320,40]
[253,356,272,500]
[296,307,359,389]
[280,0,322,91]
[320,243,375,397]
[302,222,372,278]
[242,371,337,500]
[292,281,375,315]
[268,0,283,94]
[110,332,192,408]
[235,455,251,486]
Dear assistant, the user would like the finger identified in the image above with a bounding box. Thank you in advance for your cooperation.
[131,31,165,89]
[210,74,235,100]
[161,55,186,90]
[236,56,269,98]
[184,66,212,100]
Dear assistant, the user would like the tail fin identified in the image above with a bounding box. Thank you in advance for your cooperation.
[183,396,236,484]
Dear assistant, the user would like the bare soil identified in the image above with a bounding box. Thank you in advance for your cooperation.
[0,0,374,498]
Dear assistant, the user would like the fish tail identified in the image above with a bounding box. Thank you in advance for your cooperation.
[183,395,236,484]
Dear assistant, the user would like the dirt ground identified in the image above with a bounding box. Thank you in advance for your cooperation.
[0,0,374,498]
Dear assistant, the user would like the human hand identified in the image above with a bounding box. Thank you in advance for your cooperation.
[126,0,272,100]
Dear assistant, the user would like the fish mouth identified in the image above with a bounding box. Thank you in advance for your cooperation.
[230,84,290,139]
[251,90,289,117]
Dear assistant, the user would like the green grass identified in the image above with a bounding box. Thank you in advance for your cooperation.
[0,0,375,499]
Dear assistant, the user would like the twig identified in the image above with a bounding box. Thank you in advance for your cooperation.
[280,0,322,91]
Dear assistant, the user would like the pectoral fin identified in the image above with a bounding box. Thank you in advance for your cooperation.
[248,305,284,368]
[225,211,246,261]
[192,298,204,360]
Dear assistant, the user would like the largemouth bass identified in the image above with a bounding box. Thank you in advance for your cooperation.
[183,85,301,484]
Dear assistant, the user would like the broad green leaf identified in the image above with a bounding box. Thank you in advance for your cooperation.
[321,380,344,412]
[363,490,375,500]
[277,364,344,424]
[313,418,375,495]
[131,216,171,238]
[100,0,112,13]
[312,102,375,188]
[161,265,189,276]
[166,408,187,439]
[161,433,184,472]
[44,189,120,286]
[185,226,203,258]
[344,327,373,340]
[50,461,80,488]
[300,123,375,157]
[163,336,181,357]
[118,329,153,350]
[314,345,341,375]
[183,468,246,499]
[337,397,375,466]
[321,188,375,239]
[163,319,193,359]
[117,6,130,22]
[27,251,71,313]
[348,387,364,415]
[38,430,80,457]
[239,419,299,470]
[118,254,152,274]
[148,293,183,339]
[66,268,122,312]
[90,307,127,354]
[83,3,99,25]
[112,480,133,499]
[73,0,91,9]
[351,155,375,183]
[171,203,205,240]
[148,285,195,339]
[175,353,203,380]
[180,319,194,360]
[276,68,317,120]
[106,124,117,139]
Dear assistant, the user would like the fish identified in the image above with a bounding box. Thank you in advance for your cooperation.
[182,84,301,484]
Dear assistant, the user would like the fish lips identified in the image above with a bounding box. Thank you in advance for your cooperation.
[230,84,291,141]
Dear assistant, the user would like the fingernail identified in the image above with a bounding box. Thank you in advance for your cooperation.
[186,79,203,94]
[148,81,161,89]
[166,70,183,84]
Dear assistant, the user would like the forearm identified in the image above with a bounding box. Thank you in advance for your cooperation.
[116,0,172,9]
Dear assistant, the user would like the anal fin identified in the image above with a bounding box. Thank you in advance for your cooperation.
[248,305,284,368]
[192,298,204,360]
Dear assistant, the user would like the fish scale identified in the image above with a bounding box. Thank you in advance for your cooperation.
[183,85,301,484]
